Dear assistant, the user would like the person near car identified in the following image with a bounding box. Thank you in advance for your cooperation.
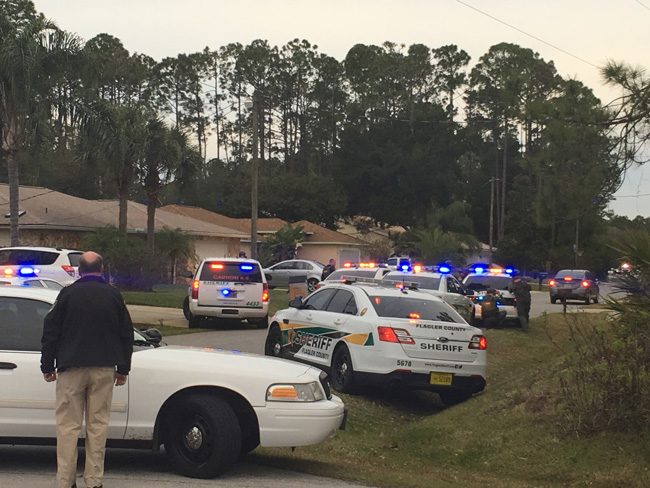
[321,258,336,280]
[40,251,134,488]
[238,251,247,258]
[511,275,532,330]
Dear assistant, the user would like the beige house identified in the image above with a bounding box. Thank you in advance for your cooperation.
[0,185,247,261]
[161,205,365,265]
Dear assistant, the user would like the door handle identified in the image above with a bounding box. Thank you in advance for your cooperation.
[333,319,342,325]
[0,362,17,370]
[306,314,313,321]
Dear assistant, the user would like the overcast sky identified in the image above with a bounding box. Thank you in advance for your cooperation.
[32,0,650,218]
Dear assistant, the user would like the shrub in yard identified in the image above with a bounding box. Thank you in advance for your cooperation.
[557,231,650,434]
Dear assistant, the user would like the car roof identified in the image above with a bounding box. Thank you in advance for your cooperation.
[0,286,59,303]
[201,257,262,264]
[465,272,512,278]
[325,282,444,301]
[0,246,79,253]
[385,271,443,278]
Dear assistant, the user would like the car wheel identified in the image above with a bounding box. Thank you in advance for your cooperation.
[331,345,355,393]
[164,394,241,479]
[584,295,591,305]
[264,325,283,357]
[182,296,190,320]
[307,278,319,293]
[439,389,472,406]
[250,315,269,329]
[188,313,202,329]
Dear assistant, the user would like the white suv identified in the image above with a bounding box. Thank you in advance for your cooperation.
[0,246,82,285]
[188,257,269,328]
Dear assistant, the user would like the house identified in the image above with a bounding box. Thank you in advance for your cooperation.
[0,185,248,261]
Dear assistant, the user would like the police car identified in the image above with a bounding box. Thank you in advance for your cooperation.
[322,262,391,285]
[264,278,487,405]
[462,265,518,324]
[383,267,474,323]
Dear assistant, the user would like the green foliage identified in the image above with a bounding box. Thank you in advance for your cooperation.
[260,223,304,265]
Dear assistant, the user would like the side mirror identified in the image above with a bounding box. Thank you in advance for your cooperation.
[141,328,162,344]
[463,288,475,296]
[265,273,273,281]
[289,297,303,309]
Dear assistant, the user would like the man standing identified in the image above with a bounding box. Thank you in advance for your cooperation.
[511,275,532,330]
[321,258,336,280]
[41,252,133,488]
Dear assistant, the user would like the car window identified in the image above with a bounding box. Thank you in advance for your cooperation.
[0,297,52,351]
[446,277,461,293]
[23,279,44,288]
[384,273,441,290]
[273,261,296,270]
[555,270,586,279]
[199,261,263,283]
[464,275,512,290]
[42,280,63,290]
[303,288,337,311]
[0,249,59,266]
[296,262,313,270]
[326,269,377,281]
[67,252,82,267]
[326,289,356,314]
[369,295,464,323]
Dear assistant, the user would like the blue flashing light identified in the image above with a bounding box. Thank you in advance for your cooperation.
[438,265,451,274]
[18,267,38,277]
[474,266,485,274]
[505,267,514,275]
[240,264,254,272]
[400,264,411,272]
[221,289,232,297]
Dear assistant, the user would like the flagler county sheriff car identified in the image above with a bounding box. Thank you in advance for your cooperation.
[0,287,345,479]
[264,278,487,405]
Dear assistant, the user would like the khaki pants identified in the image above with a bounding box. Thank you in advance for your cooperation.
[56,367,115,488]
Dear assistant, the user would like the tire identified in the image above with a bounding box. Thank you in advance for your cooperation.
[264,325,283,357]
[182,296,191,320]
[331,345,355,393]
[188,313,202,329]
[164,394,242,479]
[439,389,472,406]
[307,278,319,293]
[250,315,269,329]
[584,295,591,305]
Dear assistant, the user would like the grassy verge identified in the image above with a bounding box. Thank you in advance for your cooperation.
[253,313,650,488]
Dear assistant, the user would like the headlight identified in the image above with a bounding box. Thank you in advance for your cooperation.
[266,381,325,402]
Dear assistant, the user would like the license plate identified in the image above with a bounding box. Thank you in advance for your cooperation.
[429,372,453,385]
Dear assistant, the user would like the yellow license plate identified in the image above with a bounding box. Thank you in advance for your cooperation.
[429,372,453,386]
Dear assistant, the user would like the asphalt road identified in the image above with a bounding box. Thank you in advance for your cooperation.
[1,283,617,488]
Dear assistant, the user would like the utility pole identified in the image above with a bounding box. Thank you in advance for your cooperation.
[250,90,260,260]
[489,177,496,261]
[574,216,580,268]
[500,119,507,240]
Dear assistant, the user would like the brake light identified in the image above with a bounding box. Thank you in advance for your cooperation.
[549,279,556,287]
[191,280,200,299]
[377,326,415,345]
[581,280,589,288]
[210,263,224,270]
[564,276,572,281]
[61,265,75,277]
[469,335,487,350]
[262,283,269,302]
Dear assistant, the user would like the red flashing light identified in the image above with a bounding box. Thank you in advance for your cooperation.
[408,312,420,319]
[191,279,200,299]
[343,262,352,268]
[549,279,556,287]
[581,280,589,288]
[262,283,269,302]
[3,268,14,276]
[61,265,75,277]
[469,335,487,350]
[563,276,573,281]
[210,263,224,270]
[413,265,422,273]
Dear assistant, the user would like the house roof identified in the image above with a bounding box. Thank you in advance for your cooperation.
[294,220,363,246]
[161,204,287,234]
[0,185,247,238]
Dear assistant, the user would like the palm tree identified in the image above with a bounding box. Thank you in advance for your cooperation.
[156,227,195,284]
[0,2,79,244]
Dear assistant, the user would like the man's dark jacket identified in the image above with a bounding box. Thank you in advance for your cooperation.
[41,275,134,375]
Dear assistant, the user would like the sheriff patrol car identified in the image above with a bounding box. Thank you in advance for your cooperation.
[265,279,487,405]
[462,266,518,324]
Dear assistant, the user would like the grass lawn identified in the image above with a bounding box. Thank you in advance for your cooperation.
[252,313,650,488]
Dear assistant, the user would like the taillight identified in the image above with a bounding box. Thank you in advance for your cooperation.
[61,265,75,277]
[469,335,487,350]
[563,276,572,281]
[262,283,269,302]
[549,279,556,287]
[191,280,200,299]
[377,326,415,345]
[581,280,589,288]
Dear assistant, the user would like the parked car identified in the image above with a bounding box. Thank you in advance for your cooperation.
[187,257,269,328]
[0,275,65,290]
[0,246,82,285]
[322,265,391,285]
[0,287,345,479]
[263,259,324,292]
[549,269,600,304]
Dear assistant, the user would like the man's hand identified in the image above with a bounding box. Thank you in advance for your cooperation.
[43,372,56,382]
[114,373,128,386]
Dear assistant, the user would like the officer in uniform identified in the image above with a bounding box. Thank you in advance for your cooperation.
[511,276,532,330]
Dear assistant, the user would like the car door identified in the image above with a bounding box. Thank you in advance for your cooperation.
[0,296,129,439]
[269,261,294,287]
[442,276,473,321]
[285,288,337,361]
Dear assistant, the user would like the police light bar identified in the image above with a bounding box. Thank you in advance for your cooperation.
[18,267,40,277]
[343,262,353,268]
[413,265,422,273]
[438,264,451,274]
[240,264,254,271]
[210,263,224,270]
[221,288,232,297]
[489,267,503,274]
[505,267,514,275]
[399,264,412,272]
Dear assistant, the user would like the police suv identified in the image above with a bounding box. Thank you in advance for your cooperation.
[265,278,487,405]
[462,266,518,324]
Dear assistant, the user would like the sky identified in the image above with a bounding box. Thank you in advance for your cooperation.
[32,0,650,218]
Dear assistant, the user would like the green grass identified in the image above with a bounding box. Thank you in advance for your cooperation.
[252,313,650,488]
[123,286,290,317]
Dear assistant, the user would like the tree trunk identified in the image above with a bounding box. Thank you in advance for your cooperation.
[146,192,157,250]
[500,121,508,240]
[118,187,129,233]
[7,150,20,245]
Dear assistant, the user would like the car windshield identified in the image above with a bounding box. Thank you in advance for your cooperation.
[326,269,377,281]
[555,270,587,279]
[384,274,440,289]
[199,261,263,283]
[465,275,512,290]
[369,295,464,323]
[0,249,59,266]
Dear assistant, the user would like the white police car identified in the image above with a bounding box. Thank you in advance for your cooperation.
[265,279,487,405]
[462,265,518,324]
